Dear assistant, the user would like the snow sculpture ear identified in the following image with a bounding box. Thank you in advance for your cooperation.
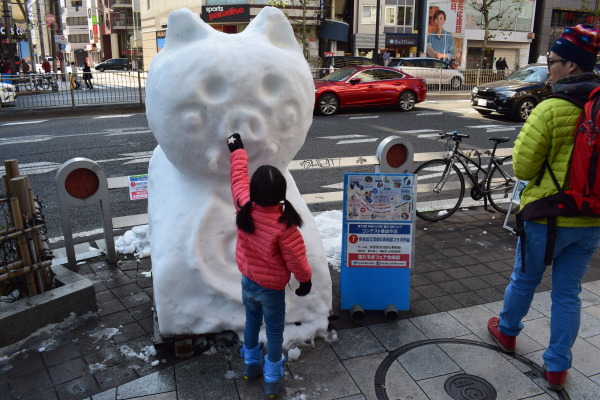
[165,8,211,48]
[244,6,300,52]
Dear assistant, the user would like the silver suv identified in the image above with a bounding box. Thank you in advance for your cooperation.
[388,57,464,89]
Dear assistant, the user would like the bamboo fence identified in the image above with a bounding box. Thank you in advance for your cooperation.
[1,160,53,299]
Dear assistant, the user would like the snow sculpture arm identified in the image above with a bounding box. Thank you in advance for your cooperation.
[230,149,251,211]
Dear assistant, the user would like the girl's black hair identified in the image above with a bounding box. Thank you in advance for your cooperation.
[236,165,303,233]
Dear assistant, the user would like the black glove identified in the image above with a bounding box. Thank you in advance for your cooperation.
[295,280,312,297]
[227,133,244,153]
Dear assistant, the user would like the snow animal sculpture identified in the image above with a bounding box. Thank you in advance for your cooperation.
[145,7,332,346]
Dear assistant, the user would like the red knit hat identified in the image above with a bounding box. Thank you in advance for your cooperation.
[550,24,600,71]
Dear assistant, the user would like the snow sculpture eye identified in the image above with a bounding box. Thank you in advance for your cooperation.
[200,74,231,104]
[260,73,285,99]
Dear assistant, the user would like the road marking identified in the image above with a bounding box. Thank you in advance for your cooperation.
[322,182,344,189]
[397,129,441,134]
[416,111,443,116]
[93,114,134,119]
[48,228,104,244]
[105,129,152,136]
[417,133,443,138]
[336,138,379,145]
[0,135,54,145]
[1,120,48,126]
[349,115,379,119]
[318,134,367,139]
[0,161,61,175]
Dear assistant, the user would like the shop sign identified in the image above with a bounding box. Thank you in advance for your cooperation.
[200,5,250,23]
[156,30,166,39]
[0,25,25,36]
[385,34,418,47]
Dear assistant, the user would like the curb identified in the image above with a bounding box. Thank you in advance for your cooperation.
[0,102,146,121]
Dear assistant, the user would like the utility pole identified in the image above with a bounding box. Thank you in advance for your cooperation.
[373,0,381,63]
[35,0,45,62]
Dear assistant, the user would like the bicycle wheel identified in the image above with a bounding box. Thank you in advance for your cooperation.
[487,156,518,213]
[414,159,465,222]
[36,78,51,91]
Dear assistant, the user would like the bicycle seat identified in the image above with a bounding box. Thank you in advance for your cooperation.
[488,137,510,143]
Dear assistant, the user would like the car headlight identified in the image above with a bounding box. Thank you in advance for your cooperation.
[471,87,478,94]
[498,90,517,98]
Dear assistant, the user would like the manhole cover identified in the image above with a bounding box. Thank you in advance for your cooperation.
[444,374,497,400]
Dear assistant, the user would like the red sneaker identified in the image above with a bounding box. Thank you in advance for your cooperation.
[545,369,567,391]
[487,317,516,353]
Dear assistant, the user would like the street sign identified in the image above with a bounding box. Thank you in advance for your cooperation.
[55,34,67,44]
[45,14,55,24]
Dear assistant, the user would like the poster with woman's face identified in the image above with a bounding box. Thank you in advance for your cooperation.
[427,0,465,66]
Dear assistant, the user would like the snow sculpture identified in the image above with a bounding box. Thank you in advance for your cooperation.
[145,7,332,346]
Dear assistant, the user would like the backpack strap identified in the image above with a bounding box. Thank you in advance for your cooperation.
[515,212,526,273]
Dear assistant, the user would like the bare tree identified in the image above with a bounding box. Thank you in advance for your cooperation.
[466,0,525,68]
[268,0,320,60]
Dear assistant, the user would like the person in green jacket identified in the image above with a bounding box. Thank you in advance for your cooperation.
[487,24,600,392]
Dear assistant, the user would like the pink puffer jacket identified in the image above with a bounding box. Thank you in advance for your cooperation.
[230,149,312,290]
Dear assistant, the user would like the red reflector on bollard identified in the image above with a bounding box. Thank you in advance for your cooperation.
[65,168,100,199]
[386,144,408,168]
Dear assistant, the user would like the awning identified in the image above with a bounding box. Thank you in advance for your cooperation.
[319,19,349,43]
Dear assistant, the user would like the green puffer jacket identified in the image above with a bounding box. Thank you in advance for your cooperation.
[513,73,600,227]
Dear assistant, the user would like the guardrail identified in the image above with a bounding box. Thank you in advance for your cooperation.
[1,70,146,109]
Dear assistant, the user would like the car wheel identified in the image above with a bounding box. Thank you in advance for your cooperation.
[476,109,492,115]
[99,67,105,72]
[318,93,339,116]
[450,76,462,89]
[398,91,416,111]
[515,98,536,122]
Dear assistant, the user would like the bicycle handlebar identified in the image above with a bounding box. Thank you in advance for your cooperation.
[437,131,470,140]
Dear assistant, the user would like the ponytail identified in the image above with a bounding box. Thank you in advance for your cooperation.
[236,200,254,233]
[279,199,303,229]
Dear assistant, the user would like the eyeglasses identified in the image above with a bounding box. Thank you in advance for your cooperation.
[547,58,568,67]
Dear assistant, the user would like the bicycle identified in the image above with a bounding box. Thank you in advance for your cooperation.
[413,131,518,222]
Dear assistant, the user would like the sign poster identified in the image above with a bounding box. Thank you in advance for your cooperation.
[343,173,415,269]
[426,0,465,67]
[128,174,148,200]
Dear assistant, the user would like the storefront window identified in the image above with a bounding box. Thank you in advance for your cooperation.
[362,6,377,25]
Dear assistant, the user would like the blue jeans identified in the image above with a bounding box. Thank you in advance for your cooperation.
[499,221,600,372]
[241,275,286,363]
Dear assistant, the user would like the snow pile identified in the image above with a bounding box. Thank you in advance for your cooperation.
[115,225,150,258]
[314,210,343,270]
[144,7,332,347]
[287,347,301,361]
[119,344,157,363]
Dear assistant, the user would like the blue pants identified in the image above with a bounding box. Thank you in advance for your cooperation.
[499,221,600,372]
[241,275,285,363]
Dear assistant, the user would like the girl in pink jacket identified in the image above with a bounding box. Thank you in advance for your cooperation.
[227,133,312,399]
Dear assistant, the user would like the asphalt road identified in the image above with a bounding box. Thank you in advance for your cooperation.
[0,99,523,249]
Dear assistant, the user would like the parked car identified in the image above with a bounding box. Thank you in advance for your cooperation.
[319,56,377,77]
[388,57,464,89]
[471,63,551,122]
[95,58,132,72]
[314,66,427,116]
[0,82,17,105]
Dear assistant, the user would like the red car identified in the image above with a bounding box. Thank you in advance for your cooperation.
[314,66,427,116]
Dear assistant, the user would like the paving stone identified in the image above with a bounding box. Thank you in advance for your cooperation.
[571,336,600,376]
[116,367,175,400]
[47,357,88,386]
[368,320,427,351]
[94,367,138,392]
[581,287,600,307]
[408,299,440,316]
[97,298,127,317]
[343,352,429,400]
[6,351,45,378]
[20,387,59,400]
[55,373,101,399]
[579,312,600,339]
[459,276,491,290]
[120,292,153,309]
[417,373,461,400]
[111,283,143,299]
[42,342,82,367]
[479,272,510,287]
[396,343,460,380]
[410,312,470,339]
[444,267,474,280]
[584,280,600,296]
[330,327,385,360]
[286,340,359,400]
[558,365,600,400]
[413,284,442,298]
[8,368,53,398]
[428,295,464,312]
[174,354,237,400]
[452,291,487,307]
[437,280,469,295]
[113,321,147,344]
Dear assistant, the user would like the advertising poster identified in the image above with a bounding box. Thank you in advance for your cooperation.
[343,173,415,270]
[426,0,465,67]
[340,173,415,311]
[128,174,148,200]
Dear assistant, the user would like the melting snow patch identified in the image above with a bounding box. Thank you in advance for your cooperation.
[89,327,120,341]
[141,271,152,278]
[287,347,301,361]
[119,345,157,363]
[315,210,343,271]
[89,363,106,373]
[115,225,151,258]
[325,330,338,343]
[224,370,236,379]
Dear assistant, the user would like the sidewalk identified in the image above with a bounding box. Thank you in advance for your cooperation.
[1,207,600,400]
